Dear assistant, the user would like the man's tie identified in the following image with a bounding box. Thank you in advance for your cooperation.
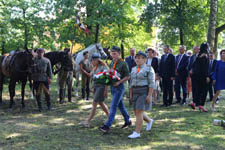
[176,55,181,65]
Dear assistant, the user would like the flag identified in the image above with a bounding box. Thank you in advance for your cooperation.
[76,16,91,35]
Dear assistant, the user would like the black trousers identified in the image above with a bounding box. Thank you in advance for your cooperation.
[175,75,187,103]
[162,77,173,106]
[194,77,208,106]
[191,76,197,104]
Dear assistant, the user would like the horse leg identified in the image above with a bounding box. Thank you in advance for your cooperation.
[21,81,26,108]
[0,74,4,104]
[29,76,34,99]
[9,79,16,108]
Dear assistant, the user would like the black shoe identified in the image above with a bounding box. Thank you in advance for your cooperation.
[175,101,180,104]
[180,102,186,106]
[160,104,167,107]
[121,121,132,129]
[99,125,110,133]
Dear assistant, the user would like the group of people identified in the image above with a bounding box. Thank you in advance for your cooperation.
[126,43,225,113]
[32,42,225,139]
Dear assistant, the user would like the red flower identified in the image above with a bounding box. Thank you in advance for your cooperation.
[103,72,106,75]
[109,75,113,79]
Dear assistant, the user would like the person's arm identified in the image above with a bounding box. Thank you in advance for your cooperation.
[129,88,133,105]
[80,62,90,76]
[146,67,155,104]
[113,62,130,86]
[212,61,218,84]
[159,56,163,77]
[47,60,53,84]
[171,55,176,80]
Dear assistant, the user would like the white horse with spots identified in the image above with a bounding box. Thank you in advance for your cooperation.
[74,43,107,96]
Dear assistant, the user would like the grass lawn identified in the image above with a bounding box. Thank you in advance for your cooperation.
[0,78,224,150]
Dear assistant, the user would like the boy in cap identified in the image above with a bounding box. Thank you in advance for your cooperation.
[99,46,131,133]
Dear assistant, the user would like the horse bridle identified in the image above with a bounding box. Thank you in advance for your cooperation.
[95,44,104,57]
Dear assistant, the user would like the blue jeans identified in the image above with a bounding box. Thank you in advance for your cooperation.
[105,83,130,127]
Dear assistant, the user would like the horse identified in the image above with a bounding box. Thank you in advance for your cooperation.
[73,43,108,96]
[44,51,69,69]
[0,50,34,108]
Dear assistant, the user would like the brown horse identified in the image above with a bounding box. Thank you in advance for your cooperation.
[0,50,34,108]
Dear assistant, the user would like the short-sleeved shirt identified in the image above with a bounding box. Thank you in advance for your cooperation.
[32,56,52,82]
[130,64,155,88]
[91,65,107,87]
[109,59,130,79]
[80,59,91,74]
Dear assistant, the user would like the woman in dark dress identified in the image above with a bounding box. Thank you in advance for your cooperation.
[190,42,210,112]
[211,49,225,111]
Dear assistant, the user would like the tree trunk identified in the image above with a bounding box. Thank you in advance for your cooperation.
[213,24,225,56]
[95,24,100,43]
[207,0,218,51]
[1,41,5,55]
[23,8,28,50]
[121,40,125,59]
[179,28,184,45]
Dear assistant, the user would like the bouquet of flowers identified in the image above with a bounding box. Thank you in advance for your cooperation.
[93,69,121,85]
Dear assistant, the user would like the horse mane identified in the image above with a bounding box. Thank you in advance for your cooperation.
[44,51,66,67]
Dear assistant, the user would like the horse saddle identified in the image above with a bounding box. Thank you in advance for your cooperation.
[2,52,17,76]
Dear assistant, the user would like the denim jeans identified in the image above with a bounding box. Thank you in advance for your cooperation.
[105,83,130,127]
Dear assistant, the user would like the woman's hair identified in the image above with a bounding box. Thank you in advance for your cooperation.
[199,42,210,55]
[83,51,88,56]
[147,48,155,53]
[98,59,109,69]
[220,49,225,55]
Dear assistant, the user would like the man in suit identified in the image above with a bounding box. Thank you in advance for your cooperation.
[175,45,189,105]
[207,51,217,101]
[188,46,200,105]
[159,44,175,107]
[125,48,136,72]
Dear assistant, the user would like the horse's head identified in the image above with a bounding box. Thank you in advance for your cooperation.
[95,43,107,60]
[103,47,112,60]
[24,49,36,73]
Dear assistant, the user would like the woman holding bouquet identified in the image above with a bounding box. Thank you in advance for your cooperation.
[128,51,155,139]
[80,53,109,127]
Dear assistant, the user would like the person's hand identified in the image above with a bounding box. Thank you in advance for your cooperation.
[206,77,210,83]
[129,95,133,105]
[86,73,91,77]
[170,77,174,81]
[48,78,51,84]
[189,70,193,75]
[146,95,151,104]
[104,90,108,98]
[175,72,179,76]
[213,80,216,85]
[113,81,120,87]
[156,74,160,80]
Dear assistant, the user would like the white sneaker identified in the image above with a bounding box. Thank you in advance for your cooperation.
[128,131,140,139]
[146,119,154,131]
